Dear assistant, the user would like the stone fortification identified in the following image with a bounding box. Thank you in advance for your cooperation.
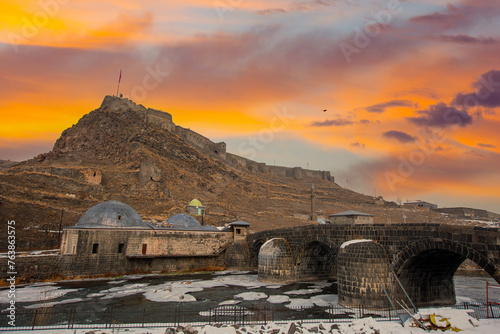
[100,95,333,182]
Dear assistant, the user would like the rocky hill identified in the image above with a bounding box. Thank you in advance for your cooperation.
[0,96,449,250]
[0,160,18,171]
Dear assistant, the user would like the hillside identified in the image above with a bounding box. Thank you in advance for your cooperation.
[0,160,18,171]
[0,96,449,250]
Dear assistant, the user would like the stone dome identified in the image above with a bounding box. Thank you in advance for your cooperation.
[76,200,151,229]
[167,213,202,229]
[188,199,203,206]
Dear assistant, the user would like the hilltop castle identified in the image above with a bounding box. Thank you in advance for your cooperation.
[100,95,334,182]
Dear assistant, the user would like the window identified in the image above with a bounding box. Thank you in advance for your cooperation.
[118,243,125,253]
[236,228,241,235]
[142,244,147,254]
[92,243,99,253]
[117,215,122,221]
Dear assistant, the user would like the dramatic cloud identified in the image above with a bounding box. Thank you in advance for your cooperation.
[478,143,497,148]
[365,100,414,113]
[407,103,473,128]
[350,141,365,149]
[409,4,464,29]
[256,8,287,15]
[452,70,500,109]
[437,34,497,45]
[382,130,416,143]
[310,118,353,127]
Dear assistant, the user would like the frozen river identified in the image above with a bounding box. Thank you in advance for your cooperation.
[1,271,498,317]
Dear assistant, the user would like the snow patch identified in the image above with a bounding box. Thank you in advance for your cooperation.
[0,285,77,303]
[234,292,268,301]
[340,239,372,249]
[267,295,290,304]
[284,288,322,295]
[219,300,241,305]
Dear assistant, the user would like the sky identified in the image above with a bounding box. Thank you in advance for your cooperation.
[1,0,499,213]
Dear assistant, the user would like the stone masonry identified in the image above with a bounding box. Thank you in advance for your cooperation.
[248,223,500,308]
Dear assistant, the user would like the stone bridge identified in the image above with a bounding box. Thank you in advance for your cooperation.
[246,223,500,309]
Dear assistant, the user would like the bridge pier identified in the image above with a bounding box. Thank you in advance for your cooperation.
[337,240,393,309]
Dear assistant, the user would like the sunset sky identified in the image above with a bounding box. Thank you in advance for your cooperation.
[1,0,499,213]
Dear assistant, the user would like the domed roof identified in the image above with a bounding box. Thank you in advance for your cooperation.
[167,213,202,229]
[76,200,151,229]
[188,199,203,207]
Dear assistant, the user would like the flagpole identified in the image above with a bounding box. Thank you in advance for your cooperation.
[116,69,122,97]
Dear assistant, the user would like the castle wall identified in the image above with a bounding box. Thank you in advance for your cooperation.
[102,96,334,182]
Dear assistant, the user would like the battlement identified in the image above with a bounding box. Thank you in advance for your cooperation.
[99,95,333,183]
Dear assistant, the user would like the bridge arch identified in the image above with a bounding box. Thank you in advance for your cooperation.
[392,238,500,307]
[294,236,338,281]
[249,238,266,267]
[258,238,294,282]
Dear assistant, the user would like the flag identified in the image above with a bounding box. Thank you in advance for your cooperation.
[118,69,122,83]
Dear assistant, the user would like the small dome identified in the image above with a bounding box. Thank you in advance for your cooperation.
[167,213,202,229]
[76,200,150,229]
[188,199,203,207]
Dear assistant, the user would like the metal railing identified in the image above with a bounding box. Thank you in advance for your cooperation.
[1,303,498,331]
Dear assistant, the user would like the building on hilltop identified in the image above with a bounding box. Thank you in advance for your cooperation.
[433,207,489,219]
[404,200,437,209]
[329,210,374,224]
[60,200,251,276]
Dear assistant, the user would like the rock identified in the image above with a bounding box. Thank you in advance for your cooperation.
[165,329,176,334]
[184,324,197,334]
[287,322,297,334]
[138,158,163,185]
[176,325,185,332]
[318,324,326,331]
[309,327,319,333]
[269,329,280,334]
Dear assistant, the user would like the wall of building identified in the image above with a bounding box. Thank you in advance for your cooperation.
[61,229,233,257]
[330,216,374,224]
[0,254,60,281]
[59,253,227,277]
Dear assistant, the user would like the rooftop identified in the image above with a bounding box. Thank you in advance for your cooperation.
[329,210,374,217]
[72,200,152,229]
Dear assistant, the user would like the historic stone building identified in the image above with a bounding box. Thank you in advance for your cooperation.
[59,200,251,276]
[329,210,374,224]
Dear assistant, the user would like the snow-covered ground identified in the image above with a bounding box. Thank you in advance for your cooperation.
[6,314,500,334]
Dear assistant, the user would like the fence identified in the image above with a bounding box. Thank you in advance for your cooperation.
[1,303,499,331]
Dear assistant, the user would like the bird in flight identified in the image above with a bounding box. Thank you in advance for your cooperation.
[322,109,327,112]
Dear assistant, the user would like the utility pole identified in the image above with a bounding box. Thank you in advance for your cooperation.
[116,69,122,97]
[58,209,64,248]
[310,183,317,222]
